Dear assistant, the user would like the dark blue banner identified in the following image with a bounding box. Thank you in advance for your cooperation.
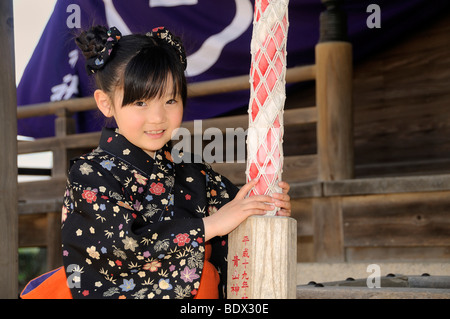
[16,0,450,138]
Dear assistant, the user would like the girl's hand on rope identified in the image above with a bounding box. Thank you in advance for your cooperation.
[203,178,275,241]
[203,179,292,241]
[273,181,291,217]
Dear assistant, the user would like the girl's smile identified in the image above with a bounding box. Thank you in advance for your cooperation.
[144,129,165,139]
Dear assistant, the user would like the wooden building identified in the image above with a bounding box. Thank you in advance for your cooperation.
[288,8,450,262]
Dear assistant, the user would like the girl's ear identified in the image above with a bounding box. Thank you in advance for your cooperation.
[94,89,114,118]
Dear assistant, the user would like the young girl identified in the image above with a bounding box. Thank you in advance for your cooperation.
[22,25,291,299]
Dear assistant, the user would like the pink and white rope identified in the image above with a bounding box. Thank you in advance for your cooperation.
[246,0,289,215]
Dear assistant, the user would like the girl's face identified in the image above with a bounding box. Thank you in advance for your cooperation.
[108,80,183,158]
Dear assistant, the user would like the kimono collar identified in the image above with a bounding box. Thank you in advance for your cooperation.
[98,127,174,177]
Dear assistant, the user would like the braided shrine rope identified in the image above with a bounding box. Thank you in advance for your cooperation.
[246,0,289,216]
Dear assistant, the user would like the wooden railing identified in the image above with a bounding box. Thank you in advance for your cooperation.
[17,65,315,119]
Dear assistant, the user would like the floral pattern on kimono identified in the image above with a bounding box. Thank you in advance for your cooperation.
[61,128,238,299]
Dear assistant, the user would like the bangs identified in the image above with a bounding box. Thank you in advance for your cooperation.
[121,45,186,106]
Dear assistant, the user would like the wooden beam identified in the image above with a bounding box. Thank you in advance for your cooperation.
[343,191,450,248]
[18,107,317,155]
[18,214,47,247]
[181,106,317,133]
[316,0,353,181]
[16,65,316,120]
[0,0,18,298]
[18,178,67,202]
[312,197,345,262]
[324,174,450,196]
[18,131,100,155]
[17,96,96,119]
[313,0,353,262]
[286,174,450,199]
[211,154,318,185]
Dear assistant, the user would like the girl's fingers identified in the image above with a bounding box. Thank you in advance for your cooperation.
[237,180,290,201]
[271,192,290,202]
[235,178,259,199]
[278,181,290,193]
[242,198,275,211]
[248,209,270,216]
[274,202,291,212]
[271,192,291,210]
[248,194,275,203]
[276,209,291,217]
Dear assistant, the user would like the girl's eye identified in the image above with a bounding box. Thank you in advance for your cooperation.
[134,101,146,107]
[166,99,177,105]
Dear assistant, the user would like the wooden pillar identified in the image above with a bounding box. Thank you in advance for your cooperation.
[313,0,352,262]
[0,0,18,298]
[312,197,344,261]
[227,216,297,299]
[53,108,76,177]
[46,211,62,270]
[316,0,353,182]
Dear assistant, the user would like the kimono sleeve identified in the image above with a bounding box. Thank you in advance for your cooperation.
[61,159,206,299]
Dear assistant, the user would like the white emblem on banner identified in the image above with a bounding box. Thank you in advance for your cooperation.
[103,0,132,35]
[51,74,79,101]
[103,0,252,77]
[186,0,252,76]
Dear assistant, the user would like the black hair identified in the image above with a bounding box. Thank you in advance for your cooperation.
[75,25,187,108]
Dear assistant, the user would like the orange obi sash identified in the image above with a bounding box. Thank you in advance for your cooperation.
[194,241,220,299]
[20,266,72,299]
[21,242,219,299]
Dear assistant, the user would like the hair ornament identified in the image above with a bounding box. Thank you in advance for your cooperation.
[87,26,122,74]
[147,27,187,70]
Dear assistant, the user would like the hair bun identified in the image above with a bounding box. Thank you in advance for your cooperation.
[147,27,187,71]
[76,25,109,59]
[76,25,122,74]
